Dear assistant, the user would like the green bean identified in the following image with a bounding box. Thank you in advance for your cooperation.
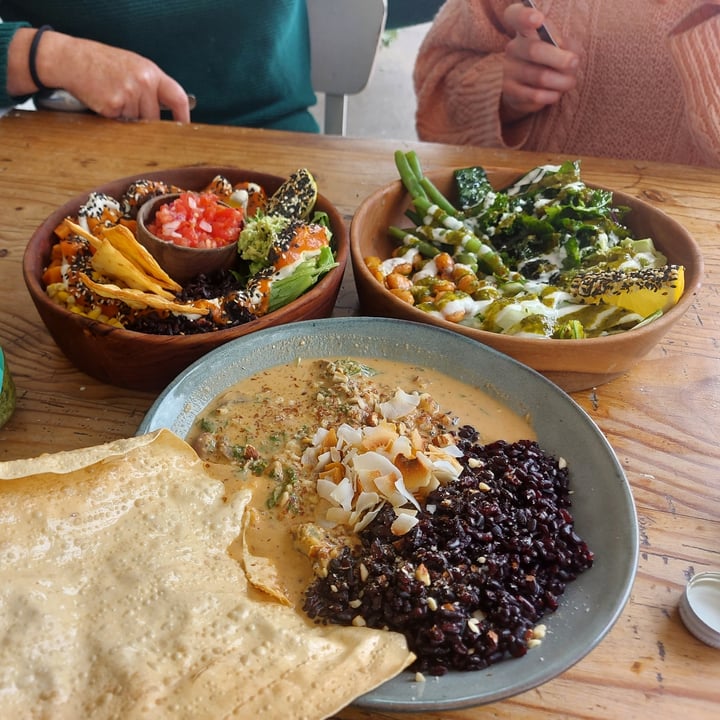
[420,176,457,216]
[454,252,479,272]
[405,209,422,226]
[394,150,427,202]
[405,150,425,185]
[388,226,440,257]
[403,150,458,215]
[412,197,514,279]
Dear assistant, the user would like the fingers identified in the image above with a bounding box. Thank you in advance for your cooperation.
[104,69,189,122]
[501,3,579,120]
[156,78,192,123]
[504,2,556,42]
[55,37,191,122]
[109,74,191,123]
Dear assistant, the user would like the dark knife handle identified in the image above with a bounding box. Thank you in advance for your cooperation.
[521,0,559,47]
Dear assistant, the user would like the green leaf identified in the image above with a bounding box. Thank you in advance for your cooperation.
[454,166,493,211]
[267,246,337,313]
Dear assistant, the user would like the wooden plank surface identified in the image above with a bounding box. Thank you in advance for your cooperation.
[0,110,718,719]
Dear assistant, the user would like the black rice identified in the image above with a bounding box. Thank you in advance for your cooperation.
[124,269,258,335]
[303,428,594,675]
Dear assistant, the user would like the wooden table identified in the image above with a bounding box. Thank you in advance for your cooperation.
[0,110,718,719]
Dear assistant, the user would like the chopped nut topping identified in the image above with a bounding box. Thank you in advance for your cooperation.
[532,623,547,640]
[415,563,431,586]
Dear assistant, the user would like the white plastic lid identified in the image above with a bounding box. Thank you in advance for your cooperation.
[678,572,720,649]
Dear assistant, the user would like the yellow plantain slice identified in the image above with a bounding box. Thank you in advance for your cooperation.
[100,224,182,292]
[80,273,212,315]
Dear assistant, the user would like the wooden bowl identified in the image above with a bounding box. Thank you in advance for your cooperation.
[135,193,240,283]
[350,169,703,392]
[23,166,348,392]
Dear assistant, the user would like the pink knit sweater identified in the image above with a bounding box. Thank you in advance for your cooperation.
[414,0,720,167]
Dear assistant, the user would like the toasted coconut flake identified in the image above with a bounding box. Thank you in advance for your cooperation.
[337,423,362,446]
[317,462,344,486]
[325,506,352,526]
[361,422,399,452]
[378,388,421,420]
[391,511,420,536]
[394,453,434,491]
[311,392,465,535]
[328,477,354,511]
[352,451,401,485]
[429,457,463,483]
[390,434,415,459]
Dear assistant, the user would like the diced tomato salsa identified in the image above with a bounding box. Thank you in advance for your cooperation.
[148,192,244,249]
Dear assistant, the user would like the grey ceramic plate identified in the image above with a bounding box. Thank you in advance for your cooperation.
[138,317,638,711]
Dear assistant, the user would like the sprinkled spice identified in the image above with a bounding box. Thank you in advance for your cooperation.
[569,265,682,298]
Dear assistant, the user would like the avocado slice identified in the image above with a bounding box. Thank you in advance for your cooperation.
[265,168,318,220]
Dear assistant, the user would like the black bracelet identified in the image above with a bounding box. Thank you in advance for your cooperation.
[28,25,54,92]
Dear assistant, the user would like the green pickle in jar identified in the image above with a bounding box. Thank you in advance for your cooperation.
[0,347,16,428]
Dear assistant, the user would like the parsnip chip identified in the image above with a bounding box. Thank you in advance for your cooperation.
[62,218,182,294]
[90,242,175,298]
[100,224,182,292]
[0,430,414,719]
[79,272,212,314]
[62,217,101,249]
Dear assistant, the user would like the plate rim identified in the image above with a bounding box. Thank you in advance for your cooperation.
[137,316,639,710]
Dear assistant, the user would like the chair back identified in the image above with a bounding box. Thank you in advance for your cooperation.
[307,0,388,135]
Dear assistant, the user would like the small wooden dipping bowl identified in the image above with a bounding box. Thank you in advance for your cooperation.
[136,193,239,284]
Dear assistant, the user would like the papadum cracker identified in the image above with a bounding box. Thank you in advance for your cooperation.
[0,430,413,719]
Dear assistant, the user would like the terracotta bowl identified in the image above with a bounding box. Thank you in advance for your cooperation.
[23,166,348,392]
[350,169,703,392]
[135,193,240,283]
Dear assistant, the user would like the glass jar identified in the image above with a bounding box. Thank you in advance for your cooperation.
[0,347,16,428]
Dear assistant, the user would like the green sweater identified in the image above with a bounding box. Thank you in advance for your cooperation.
[0,0,318,131]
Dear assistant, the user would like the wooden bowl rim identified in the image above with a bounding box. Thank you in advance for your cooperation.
[23,165,349,348]
[350,169,704,351]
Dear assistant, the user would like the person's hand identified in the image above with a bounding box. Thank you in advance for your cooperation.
[11,29,191,122]
[500,3,579,124]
